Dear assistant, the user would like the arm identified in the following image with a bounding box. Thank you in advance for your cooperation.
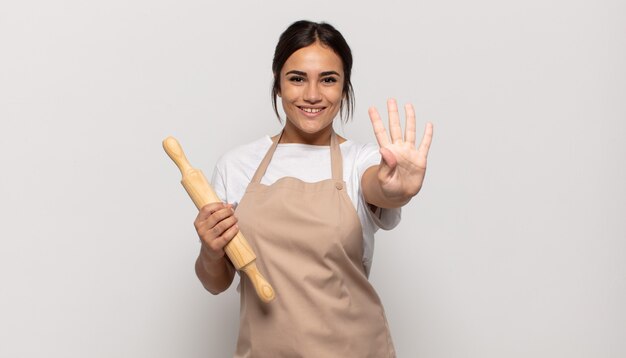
[362,99,434,209]
[195,248,236,295]
[361,165,413,209]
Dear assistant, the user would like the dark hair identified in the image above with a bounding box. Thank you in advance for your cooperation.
[271,20,354,123]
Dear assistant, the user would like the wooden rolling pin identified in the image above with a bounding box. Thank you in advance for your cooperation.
[163,136,275,303]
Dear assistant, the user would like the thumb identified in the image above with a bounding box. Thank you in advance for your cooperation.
[378,147,397,179]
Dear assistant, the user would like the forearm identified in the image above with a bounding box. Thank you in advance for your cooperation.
[361,165,418,209]
[195,246,236,295]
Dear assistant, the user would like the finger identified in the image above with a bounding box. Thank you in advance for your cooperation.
[197,202,228,221]
[404,103,417,147]
[368,106,390,147]
[204,206,235,231]
[197,213,237,243]
[387,98,403,144]
[208,215,238,240]
[206,223,239,253]
[380,147,397,171]
[418,122,434,156]
[195,203,228,232]
[377,147,397,182]
[215,224,240,250]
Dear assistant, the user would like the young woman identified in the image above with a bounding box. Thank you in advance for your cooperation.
[193,20,433,357]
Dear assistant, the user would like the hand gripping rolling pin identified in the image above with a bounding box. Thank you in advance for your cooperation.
[163,136,275,303]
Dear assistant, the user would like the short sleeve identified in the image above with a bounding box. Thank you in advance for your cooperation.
[210,162,228,203]
[356,143,401,230]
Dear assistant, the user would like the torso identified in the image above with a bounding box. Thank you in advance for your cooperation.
[232,131,396,357]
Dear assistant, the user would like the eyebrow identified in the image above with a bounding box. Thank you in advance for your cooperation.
[285,70,341,77]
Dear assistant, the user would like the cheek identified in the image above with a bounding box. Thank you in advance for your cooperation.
[279,83,299,102]
[280,91,298,114]
[327,87,344,104]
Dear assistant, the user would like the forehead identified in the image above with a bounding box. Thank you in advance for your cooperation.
[281,42,343,75]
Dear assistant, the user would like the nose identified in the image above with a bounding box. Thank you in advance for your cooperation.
[303,82,322,103]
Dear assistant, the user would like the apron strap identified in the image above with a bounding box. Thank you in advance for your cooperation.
[250,132,282,184]
[329,130,343,181]
[250,129,344,184]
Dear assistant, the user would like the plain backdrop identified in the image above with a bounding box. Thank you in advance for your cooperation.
[1,0,625,357]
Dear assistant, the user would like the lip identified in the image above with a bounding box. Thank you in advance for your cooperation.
[298,106,326,118]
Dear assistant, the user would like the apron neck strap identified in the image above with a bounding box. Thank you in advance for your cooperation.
[329,130,343,181]
[251,129,343,184]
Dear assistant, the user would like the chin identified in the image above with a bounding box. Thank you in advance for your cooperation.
[297,120,333,134]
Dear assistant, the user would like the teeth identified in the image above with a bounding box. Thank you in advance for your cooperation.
[301,107,323,113]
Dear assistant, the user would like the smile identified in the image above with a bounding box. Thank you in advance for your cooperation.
[298,106,326,115]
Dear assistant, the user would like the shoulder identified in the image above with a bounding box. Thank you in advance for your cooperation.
[341,139,381,175]
[341,139,378,158]
[215,136,272,173]
[211,136,273,204]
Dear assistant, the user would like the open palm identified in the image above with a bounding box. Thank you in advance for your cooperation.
[368,99,434,202]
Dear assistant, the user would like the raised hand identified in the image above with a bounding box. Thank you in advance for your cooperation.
[368,98,433,203]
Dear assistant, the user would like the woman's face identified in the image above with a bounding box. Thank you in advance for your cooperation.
[278,41,344,143]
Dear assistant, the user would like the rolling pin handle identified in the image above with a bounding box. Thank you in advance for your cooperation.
[163,136,192,175]
[242,263,276,303]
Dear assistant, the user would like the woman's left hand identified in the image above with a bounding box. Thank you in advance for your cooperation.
[368,98,434,203]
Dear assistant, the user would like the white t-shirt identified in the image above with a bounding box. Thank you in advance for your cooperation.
[210,136,401,275]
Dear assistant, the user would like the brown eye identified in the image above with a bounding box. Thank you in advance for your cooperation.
[321,77,338,84]
[289,76,305,83]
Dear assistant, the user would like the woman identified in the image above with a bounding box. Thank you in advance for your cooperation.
[193,20,433,357]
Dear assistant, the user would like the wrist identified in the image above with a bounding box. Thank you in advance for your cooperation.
[198,246,227,270]
[381,186,420,207]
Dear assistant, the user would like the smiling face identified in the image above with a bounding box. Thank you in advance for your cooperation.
[278,41,344,145]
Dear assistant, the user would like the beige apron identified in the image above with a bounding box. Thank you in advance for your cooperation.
[233,131,395,358]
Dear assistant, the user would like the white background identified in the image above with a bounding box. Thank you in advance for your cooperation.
[1,0,625,357]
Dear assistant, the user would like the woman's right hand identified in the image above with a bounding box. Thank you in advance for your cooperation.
[194,202,239,263]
